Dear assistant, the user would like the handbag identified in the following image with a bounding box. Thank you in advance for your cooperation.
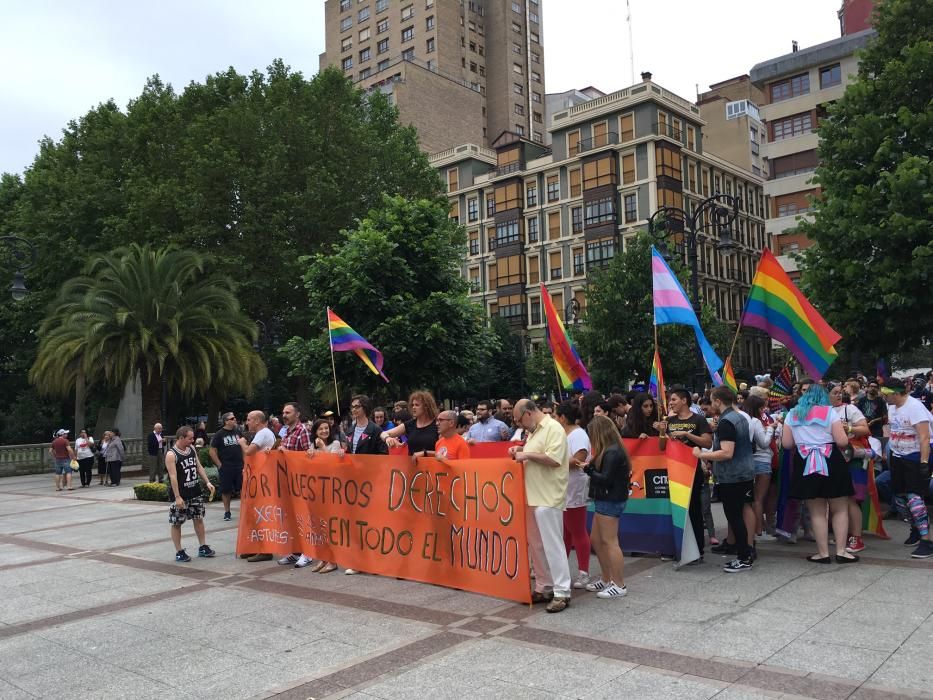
[69,459,79,470]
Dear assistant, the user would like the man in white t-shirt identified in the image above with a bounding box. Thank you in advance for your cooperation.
[239,411,276,562]
[883,378,932,559]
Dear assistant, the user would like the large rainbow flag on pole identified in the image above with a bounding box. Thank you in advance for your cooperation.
[540,283,592,390]
[741,249,841,380]
[651,246,723,384]
[327,308,389,382]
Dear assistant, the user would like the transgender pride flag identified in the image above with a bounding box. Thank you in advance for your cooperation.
[651,246,723,385]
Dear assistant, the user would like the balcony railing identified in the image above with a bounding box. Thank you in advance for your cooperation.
[496,162,522,177]
[576,132,619,154]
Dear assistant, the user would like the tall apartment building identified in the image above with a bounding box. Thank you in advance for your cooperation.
[697,75,768,179]
[749,0,875,273]
[430,75,773,373]
[319,0,546,153]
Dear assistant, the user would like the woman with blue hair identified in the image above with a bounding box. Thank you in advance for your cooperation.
[782,382,857,563]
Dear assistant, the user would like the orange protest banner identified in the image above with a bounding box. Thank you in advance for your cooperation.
[237,451,532,604]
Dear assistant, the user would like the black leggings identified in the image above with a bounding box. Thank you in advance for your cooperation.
[78,457,95,486]
[718,480,754,561]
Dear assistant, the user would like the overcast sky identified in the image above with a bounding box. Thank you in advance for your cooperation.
[1,0,844,176]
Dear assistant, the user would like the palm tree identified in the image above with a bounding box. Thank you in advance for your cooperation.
[30,244,265,431]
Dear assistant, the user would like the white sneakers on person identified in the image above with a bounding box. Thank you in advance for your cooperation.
[344,568,360,575]
[596,583,627,599]
[278,554,299,566]
[585,579,608,592]
[572,572,591,589]
[294,554,314,568]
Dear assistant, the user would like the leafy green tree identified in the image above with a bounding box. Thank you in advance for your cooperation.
[30,244,265,431]
[800,0,933,359]
[282,196,495,399]
[577,232,732,391]
[2,61,442,427]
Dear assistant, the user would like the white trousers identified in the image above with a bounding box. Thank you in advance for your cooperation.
[526,505,572,597]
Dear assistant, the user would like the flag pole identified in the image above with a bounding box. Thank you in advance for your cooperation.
[653,323,663,423]
[326,307,341,417]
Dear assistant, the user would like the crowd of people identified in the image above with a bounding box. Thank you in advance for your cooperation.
[48,369,933,610]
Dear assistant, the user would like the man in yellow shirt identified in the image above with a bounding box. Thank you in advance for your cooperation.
[509,399,571,613]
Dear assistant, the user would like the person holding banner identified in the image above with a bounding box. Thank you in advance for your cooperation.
[509,399,572,613]
[583,415,630,599]
[381,391,440,457]
[554,401,593,589]
[621,394,660,439]
[240,411,277,562]
[346,395,389,456]
[279,403,318,569]
[427,411,471,460]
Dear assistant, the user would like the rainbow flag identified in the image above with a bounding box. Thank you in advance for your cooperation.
[859,458,890,539]
[540,284,592,390]
[651,246,723,384]
[327,308,389,382]
[617,439,700,565]
[648,349,667,412]
[722,357,738,391]
[741,249,841,380]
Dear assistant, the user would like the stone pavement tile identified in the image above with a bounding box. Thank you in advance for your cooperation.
[580,666,725,700]
[0,503,157,535]
[251,637,374,674]
[0,591,80,625]
[194,661,305,700]
[802,600,928,652]
[523,595,659,636]
[865,645,933,693]
[639,597,747,626]
[357,660,480,700]
[0,677,35,699]
[7,659,181,700]
[428,637,548,675]
[764,638,891,682]
[856,569,933,612]
[505,652,636,696]
[753,581,851,617]
[22,519,169,548]
[704,685,782,699]
[34,617,165,657]
[0,544,49,567]
[738,667,857,700]
[466,679,568,699]
[903,615,933,649]
[849,684,933,700]
[0,632,74,679]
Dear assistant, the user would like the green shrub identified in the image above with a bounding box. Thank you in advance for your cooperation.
[201,466,221,500]
[134,482,168,501]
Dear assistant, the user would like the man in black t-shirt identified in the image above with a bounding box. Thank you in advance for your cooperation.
[659,389,712,560]
[167,426,216,562]
[209,412,244,522]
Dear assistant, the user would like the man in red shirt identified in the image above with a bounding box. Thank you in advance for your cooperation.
[49,429,76,491]
[428,411,471,460]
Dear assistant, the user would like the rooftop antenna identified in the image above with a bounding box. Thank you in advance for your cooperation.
[627,0,635,86]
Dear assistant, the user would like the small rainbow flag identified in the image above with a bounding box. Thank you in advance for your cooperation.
[858,455,889,539]
[541,284,592,390]
[648,349,666,412]
[722,357,738,391]
[327,308,389,382]
[618,439,700,565]
[741,249,841,380]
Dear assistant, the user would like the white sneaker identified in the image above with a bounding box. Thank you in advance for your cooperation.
[572,572,591,589]
[585,579,608,592]
[757,533,777,542]
[344,568,360,575]
[596,583,627,599]
[294,554,314,568]
[278,554,299,566]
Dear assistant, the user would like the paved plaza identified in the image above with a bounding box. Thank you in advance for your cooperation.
[0,472,930,700]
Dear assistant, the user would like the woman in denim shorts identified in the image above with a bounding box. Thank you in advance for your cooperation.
[582,415,631,600]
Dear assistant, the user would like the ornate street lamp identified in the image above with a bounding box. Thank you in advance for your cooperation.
[0,236,37,301]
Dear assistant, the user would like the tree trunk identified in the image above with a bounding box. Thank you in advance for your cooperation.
[142,371,162,435]
[74,371,86,433]
[206,393,222,431]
